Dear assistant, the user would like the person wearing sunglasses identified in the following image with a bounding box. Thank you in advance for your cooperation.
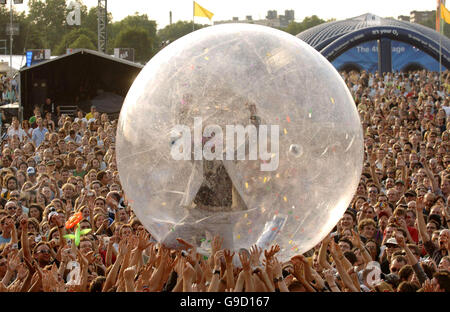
[32,241,53,268]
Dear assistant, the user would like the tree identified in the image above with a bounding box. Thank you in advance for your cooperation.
[281,15,326,35]
[27,0,69,50]
[114,26,153,64]
[0,6,33,54]
[109,13,157,57]
[54,28,97,55]
[417,12,450,38]
[80,6,98,34]
[70,34,96,50]
[157,21,208,48]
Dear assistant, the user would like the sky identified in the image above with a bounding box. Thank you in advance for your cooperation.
[13,0,438,30]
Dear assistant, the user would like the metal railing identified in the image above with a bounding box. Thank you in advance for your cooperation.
[58,105,79,117]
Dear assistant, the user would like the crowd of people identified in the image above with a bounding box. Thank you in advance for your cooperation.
[0,75,18,105]
[0,69,448,292]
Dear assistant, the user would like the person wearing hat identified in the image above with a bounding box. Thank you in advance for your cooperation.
[394,180,405,198]
[45,159,56,176]
[404,189,417,203]
[26,167,37,184]
[380,237,402,275]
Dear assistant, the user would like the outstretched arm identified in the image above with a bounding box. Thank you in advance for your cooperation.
[415,196,430,244]
[318,234,333,270]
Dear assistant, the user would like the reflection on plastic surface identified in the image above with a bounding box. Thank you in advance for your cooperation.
[116,23,364,261]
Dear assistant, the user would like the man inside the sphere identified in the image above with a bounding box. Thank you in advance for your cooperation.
[161,102,261,250]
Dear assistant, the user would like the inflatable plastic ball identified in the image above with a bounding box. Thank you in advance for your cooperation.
[116,23,364,261]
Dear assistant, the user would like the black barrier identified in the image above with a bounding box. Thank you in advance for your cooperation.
[320,26,450,69]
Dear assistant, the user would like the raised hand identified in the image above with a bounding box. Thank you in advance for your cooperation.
[350,229,363,248]
[329,240,340,257]
[211,235,223,255]
[77,248,89,268]
[199,258,212,282]
[118,238,129,256]
[17,262,29,280]
[214,249,224,265]
[176,238,195,251]
[291,257,305,282]
[141,262,154,283]
[174,253,186,276]
[422,279,435,292]
[147,244,158,266]
[42,264,59,292]
[8,251,21,272]
[224,249,235,266]
[137,230,152,251]
[263,258,273,277]
[238,250,251,272]
[416,196,424,213]
[323,269,335,284]
[291,254,306,264]
[182,262,196,283]
[249,244,262,268]
[264,244,280,261]
[322,233,333,245]
[272,257,283,279]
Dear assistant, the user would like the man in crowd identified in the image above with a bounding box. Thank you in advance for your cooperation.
[31,117,48,148]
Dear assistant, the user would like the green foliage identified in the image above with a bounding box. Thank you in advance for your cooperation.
[54,28,97,54]
[1,2,334,64]
[70,34,96,50]
[417,12,450,38]
[81,6,97,34]
[109,13,158,56]
[0,6,31,54]
[27,0,69,49]
[281,15,326,35]
[157,21,208,46]
[114,26,153,63]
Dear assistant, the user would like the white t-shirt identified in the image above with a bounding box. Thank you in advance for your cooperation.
[442,106,450,117]
[74,117,87,124]
[7,127,27,141]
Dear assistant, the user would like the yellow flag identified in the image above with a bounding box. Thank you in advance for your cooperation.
[441,3,450,24]
[194,1,214,20]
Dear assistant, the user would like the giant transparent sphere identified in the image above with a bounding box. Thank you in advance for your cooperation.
[116,24,364,262]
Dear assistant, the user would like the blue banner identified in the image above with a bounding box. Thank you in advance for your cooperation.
[331,39,445,72]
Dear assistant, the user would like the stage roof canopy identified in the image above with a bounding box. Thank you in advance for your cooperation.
[20,49,143,118]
